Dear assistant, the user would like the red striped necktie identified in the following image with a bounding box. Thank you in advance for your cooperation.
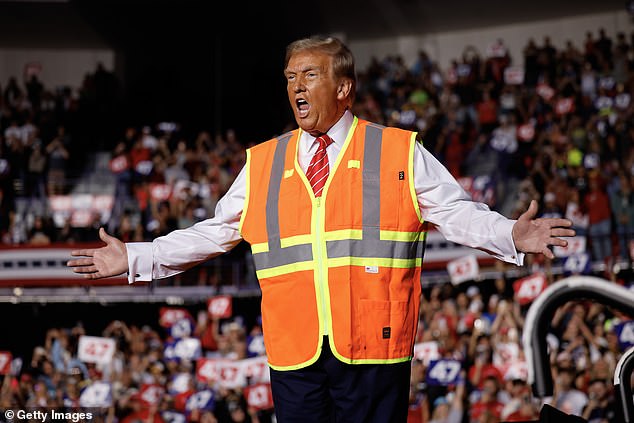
[306,134,334,197]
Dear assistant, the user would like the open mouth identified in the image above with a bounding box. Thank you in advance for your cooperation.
[296,98,310,118]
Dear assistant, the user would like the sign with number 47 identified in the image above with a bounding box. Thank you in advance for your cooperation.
[78,336,116,365]
[426,359,462,386]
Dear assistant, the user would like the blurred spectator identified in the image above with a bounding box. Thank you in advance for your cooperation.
[469,375,505,422]
[468,335,503,391]
[523,38,540,87]
[541,192,563,219]
[476,89,498,135]
[581,377,619,422]
[27,215,52,245]
[4,76,23,110]
[45,125,70,195]
[141,125,158,151]
[584,174,613,262]
[25,75,43,112]
[595,28,613,66]
[565,188,589,237]
[501,379,539,421]
[609,172,634,260]
[25,139,47,204]
[551,364,588,416]
[428,378,465,423]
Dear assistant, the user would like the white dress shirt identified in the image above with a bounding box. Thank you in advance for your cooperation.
[126,111,522,283]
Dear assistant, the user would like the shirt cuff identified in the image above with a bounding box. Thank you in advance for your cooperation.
[125,242,153,284]
[499,219,524,266]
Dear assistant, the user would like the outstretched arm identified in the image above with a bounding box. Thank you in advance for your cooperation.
[68,165,247,282]
[67,227,128,279]
[512,200,575,259]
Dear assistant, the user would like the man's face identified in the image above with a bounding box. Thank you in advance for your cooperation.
[285,49,345,136]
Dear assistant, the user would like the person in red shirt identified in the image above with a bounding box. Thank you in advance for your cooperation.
[469,375,505,422]
[583,174,613,263]
[468,337,503,391]
[476,90,498,135]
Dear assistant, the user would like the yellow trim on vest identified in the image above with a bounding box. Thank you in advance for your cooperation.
[324,229,363,241]
[255,260,314,279]
[290,129,328,342]
[328,256,422,269]
[347,159,360,169]
[280,234,312,248]
[250,242,269,254]
[290,131,327,340]
[284,169,294,178]
[327,337,413,365]
[380,230,424,242]
[311,198,327,339]
[409,132,423,223]
[238,149,252,235]
[292,119,360,340]
[267,336,324,371]
[320,118,358,339]
[317,200,331,336]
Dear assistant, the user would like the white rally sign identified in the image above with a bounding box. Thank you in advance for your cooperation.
[413,341,440,365]
[78,336,116,365]
[447,255,479,285]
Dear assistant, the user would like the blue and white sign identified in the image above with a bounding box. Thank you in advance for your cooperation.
[164,338,202,362]
[162,411,186,423]
[170,318,194,339]
[185,389,215,412]
[615,321,634,349]
[247,334,266,358]
[79,381,112,408]
[563,253,590,275]
[426,359,462,386]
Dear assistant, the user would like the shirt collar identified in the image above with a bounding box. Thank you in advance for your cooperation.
[301,110,354,148]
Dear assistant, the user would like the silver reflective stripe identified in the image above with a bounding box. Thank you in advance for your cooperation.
[265,133,291,250]
[416,237,425,257]
[255,133,313,271]
[327,238,423,260]
[363,124,382,239]
[253,243,313,269]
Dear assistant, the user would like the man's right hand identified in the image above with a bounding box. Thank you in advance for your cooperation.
[67,227,129,279]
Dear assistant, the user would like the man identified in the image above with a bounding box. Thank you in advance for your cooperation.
[68,36,574,422]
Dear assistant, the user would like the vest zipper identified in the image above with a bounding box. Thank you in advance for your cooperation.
[315,197,329,336]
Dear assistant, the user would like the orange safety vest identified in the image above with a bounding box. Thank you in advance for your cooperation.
[239,117,426,370]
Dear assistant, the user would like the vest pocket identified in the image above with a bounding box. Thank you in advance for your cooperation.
[357,299,413,360]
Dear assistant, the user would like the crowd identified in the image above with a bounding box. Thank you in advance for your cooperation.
[0,25,633,421]
[0,274,632,422]
[0,61,122,246]
[0,305,274,423]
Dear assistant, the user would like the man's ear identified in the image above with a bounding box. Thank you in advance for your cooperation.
[337,78,353,101]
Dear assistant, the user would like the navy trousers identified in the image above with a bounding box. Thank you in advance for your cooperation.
[269,336,411,423]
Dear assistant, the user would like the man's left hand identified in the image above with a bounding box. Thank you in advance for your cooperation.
[512,200,576,259]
